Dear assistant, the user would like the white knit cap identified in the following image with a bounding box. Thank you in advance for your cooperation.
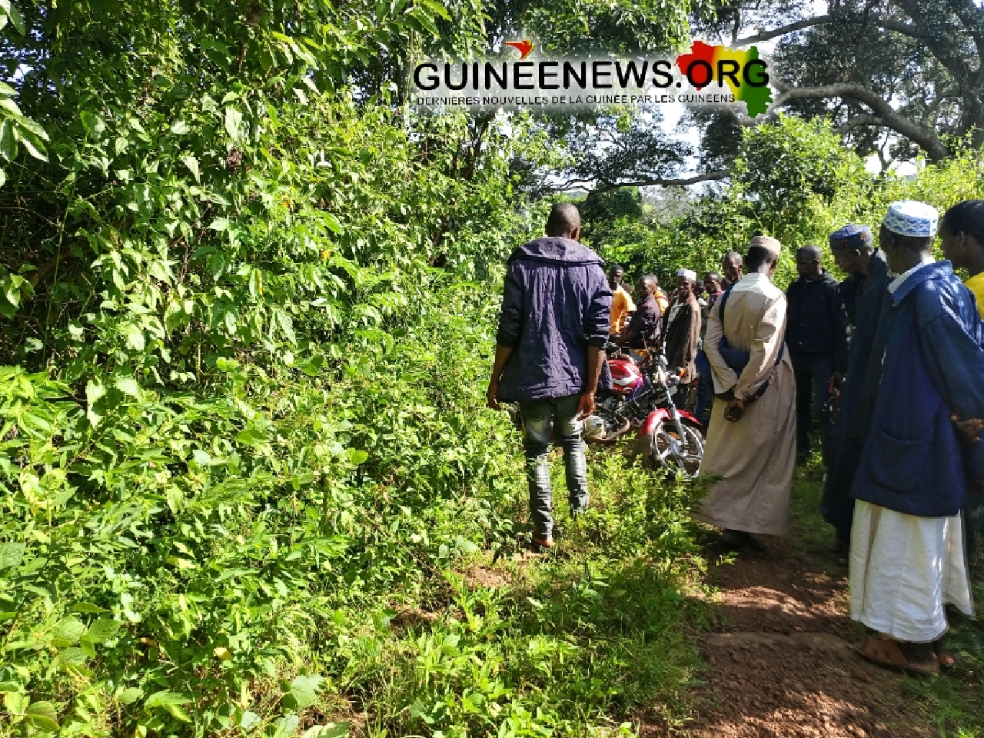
[677,268,697,283]
[883,200,938,237]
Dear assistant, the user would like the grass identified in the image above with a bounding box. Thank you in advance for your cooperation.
[315,446,713,737]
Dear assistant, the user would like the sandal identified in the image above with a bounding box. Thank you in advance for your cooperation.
[857,638,939,676]
[933,639,956,670]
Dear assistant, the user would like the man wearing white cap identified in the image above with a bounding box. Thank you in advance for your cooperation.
[660,269,703,399]
[850,200,984,674]
[696,236,797,548]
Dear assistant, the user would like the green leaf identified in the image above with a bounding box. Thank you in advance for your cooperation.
[416,0,451,20]
[85,379,106,426]
[192,449,211,466]
[24,701,59,732]
[182,154,200,183]
[56,646,88,667]
[170,120,191,135]
[0,541,24,570]
[324,212,343,234]
[118,687,143,705]
[15,129,46,161]
[51,617,85,646]
[0,121,10,160]
[80,111,105,137]
[284,674,323,710]
[122,324,145,351]
[303,724,350,738]
[346,448,369,465]
[7,1,24,35]
[224,107,243,143]
[146,690,192,711]
[241,710,261,729]
[115,376,142,398]
[72,602,109,614]
[86,618,120,644]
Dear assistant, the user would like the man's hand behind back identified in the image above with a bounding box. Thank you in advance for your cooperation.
[951,414,984,487]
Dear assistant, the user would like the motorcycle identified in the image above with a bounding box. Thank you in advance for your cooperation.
[588,340,705,478]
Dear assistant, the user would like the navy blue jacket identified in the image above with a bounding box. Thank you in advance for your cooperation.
[495,237,612,403]
[851,261,984,517]
[785,270,849,371]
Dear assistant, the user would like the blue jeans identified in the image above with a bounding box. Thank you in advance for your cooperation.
[518,394,588,538]
[791,352,834,459]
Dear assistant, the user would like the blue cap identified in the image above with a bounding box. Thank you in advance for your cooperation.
[828,224,872,251]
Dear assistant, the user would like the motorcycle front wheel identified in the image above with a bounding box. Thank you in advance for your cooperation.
[650,419,704,478]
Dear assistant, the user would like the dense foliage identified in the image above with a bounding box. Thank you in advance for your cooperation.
[1,0,982,735]
[0,1,713,736]
[588,116,984,288]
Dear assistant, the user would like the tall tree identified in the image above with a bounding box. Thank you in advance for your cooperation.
[715,0,984,162]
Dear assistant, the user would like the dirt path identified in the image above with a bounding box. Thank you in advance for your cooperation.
[648,474,936,738]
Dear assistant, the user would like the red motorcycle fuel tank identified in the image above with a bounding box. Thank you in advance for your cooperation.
[608,358,644,397]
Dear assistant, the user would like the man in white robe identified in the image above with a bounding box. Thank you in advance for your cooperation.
[696,236,797,548]
[849,201,984,674]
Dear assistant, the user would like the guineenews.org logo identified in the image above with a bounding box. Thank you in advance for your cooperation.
[412,40,773,117]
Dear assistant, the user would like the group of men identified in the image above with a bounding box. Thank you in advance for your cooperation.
[487,198,984,675]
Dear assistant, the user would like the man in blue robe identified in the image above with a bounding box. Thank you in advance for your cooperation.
[850,201,984,674]
[821,225,891,555]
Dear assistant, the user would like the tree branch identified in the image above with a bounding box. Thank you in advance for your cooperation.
[773,83,950,161]
[585,170,729,191]
[733,15,833,46]
[837,113,888,134]
[730,12,957,49]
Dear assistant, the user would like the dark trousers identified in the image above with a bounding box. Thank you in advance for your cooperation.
[791,352,834,459]
[695,373,713,426]
[965,481,984,565]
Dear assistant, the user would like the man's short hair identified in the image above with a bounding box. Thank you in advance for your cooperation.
[609,263,625,275]
[942,200,984,245]
[722,250,742,265]
[796,245,823,262]
[745,246,778,271]
[704,271,722,283]
[546,202,581,237]
[640,274,659,289]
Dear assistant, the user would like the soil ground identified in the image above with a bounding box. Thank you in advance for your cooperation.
[645,464,944,738]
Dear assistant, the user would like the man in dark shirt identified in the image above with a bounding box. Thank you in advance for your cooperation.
[821,224,891,554]
[786,245,849,464]
[615,275,661,349]
[487,203,612,550]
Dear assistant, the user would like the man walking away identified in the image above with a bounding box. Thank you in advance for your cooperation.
[821,225,891,556]
[850,201,984,674]
[487,203,612,550]
[662,269,703,405]
[786,245,849,464]
[940,199,984,561]
[608,264,636,335]
[721,251,743,289]
[696,236,797,549]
